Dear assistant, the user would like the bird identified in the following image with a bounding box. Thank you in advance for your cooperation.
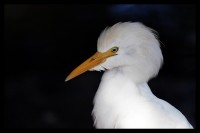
[65,22,193,128]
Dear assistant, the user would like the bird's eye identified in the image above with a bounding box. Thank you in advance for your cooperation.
[111,47,119,53]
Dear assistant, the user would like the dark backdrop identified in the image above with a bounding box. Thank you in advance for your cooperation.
[4,4,196,128]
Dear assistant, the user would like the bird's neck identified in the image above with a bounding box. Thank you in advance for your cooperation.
[94,67,157,108]
[92,67,157,128]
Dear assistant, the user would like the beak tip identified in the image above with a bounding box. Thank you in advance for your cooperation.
[65,77,70,82]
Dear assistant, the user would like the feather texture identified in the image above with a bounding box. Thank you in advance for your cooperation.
[91,22,193,128]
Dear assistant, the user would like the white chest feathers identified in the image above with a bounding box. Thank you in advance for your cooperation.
[92,69,193,129]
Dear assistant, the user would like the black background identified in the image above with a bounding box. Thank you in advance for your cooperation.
[4,4,196,128]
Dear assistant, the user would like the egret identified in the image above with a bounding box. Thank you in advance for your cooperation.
[65,22,193,128]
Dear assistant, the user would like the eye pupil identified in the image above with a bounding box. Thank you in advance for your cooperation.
[111,47,118,53]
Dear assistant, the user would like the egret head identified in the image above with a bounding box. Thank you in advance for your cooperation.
[66,22,163,83]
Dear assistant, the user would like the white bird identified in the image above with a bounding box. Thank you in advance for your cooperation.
[65,22,193,129]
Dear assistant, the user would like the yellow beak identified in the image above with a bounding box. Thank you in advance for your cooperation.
[65,50,116,82]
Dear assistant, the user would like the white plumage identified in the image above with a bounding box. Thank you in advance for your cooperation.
[66,22,193,128]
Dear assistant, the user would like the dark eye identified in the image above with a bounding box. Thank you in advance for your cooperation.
[111,47,119,53]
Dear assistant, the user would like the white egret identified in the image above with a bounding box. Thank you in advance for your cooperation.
[65,22,193,128]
